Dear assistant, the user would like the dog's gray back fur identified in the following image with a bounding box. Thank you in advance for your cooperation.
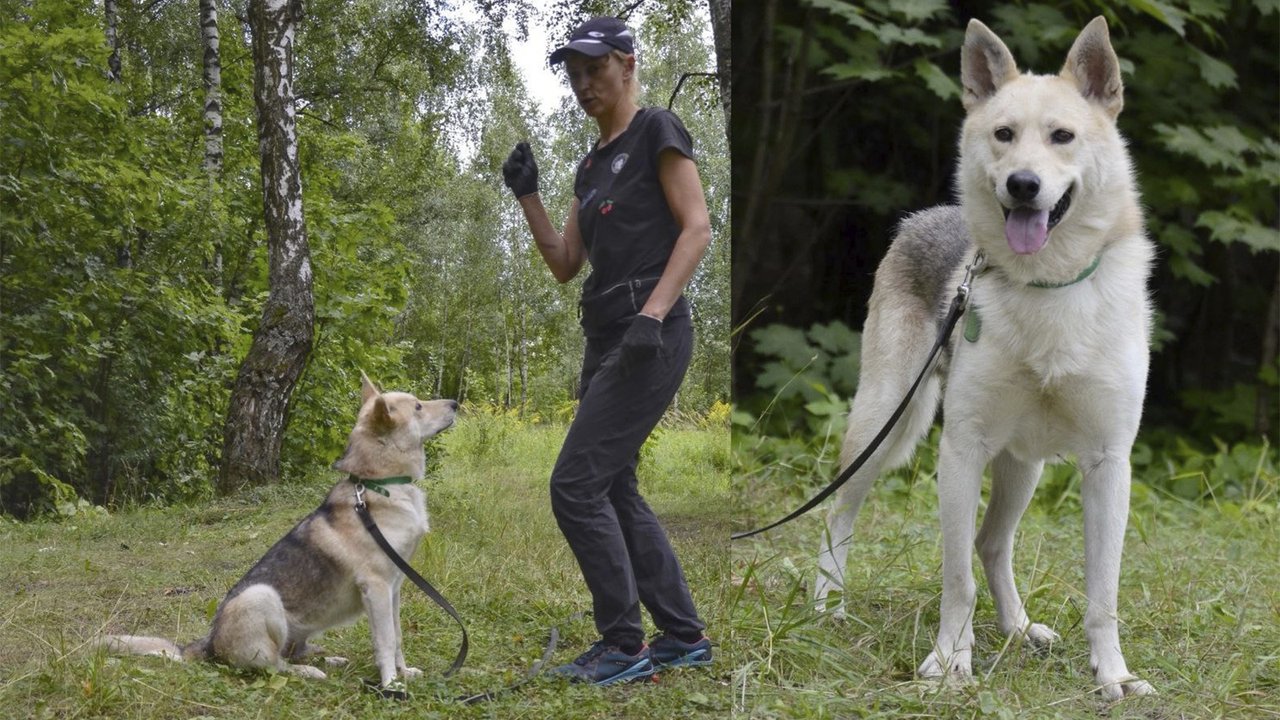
[888,205,973,325]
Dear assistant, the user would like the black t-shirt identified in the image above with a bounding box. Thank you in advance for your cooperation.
[573,107,695,301]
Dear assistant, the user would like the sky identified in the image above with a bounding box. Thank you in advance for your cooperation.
[444,0,572,116]
[504,12,571,116]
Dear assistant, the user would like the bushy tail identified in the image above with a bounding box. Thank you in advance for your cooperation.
[815,232,951,608]
[97,634,204,662]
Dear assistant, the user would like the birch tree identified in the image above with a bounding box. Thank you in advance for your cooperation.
[220,0,315,494]
[201,0,223,176]
[104,0,120,82]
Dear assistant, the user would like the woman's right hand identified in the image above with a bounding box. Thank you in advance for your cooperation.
[502,142,539,199]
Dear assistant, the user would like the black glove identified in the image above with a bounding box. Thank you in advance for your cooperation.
[618,314,663,374]
[502,142,538,199]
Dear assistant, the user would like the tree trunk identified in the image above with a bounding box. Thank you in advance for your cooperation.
[504,326,513,410]
[91,0,124,498]
[104,0,121,82]
[707,0,730,134]
[518,304,528,417]
[219,0,314,495]
[201,0,224,176]
[201,0,225,286]
[458,318,472,404]
[1257,273,1279,437]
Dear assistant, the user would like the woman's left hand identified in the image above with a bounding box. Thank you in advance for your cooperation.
[618,314,663,374]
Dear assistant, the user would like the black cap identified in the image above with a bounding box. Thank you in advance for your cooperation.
[548,16,634,66]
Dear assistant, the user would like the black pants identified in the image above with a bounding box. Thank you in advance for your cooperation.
[550,313,705,649]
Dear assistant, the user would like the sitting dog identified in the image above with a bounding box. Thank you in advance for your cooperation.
[101,373,457,688]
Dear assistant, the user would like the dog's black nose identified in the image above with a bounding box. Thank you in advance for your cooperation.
[448,400,459,411]
[1006,171,1040,202]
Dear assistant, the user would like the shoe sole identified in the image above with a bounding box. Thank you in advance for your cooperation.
[652,647,713,670]
[593,659,655,686]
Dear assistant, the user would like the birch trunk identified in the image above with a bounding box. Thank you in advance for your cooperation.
[504,328,513,410]
[201,0,224,176]
[104,0,120,82]
[201,0,225,286]
[518,305,528,417]
[219,0,314,494]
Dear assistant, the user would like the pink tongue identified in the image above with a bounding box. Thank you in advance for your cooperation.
[1005,207,1050,254]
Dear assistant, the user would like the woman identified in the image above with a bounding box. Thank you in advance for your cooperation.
[501,16,713,686]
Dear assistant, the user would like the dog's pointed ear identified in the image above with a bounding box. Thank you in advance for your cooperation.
[1061,16,1123,119]
[360,370,381,405]
[368,395,395,435]
[961,19,1019,110]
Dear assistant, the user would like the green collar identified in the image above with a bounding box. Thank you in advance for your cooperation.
[349,474,413,497]
[965,254,1103,343]
[1027,255,1101,289]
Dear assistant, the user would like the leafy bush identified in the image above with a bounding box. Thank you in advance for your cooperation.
[735,321,861,439]
[737,318,1279,504]
[734,0,1279,451]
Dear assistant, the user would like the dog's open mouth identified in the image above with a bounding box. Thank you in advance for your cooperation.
[1001,188,1073,255]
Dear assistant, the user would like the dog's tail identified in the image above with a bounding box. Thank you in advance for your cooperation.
[816,210,964,606]
[96,634,208,662]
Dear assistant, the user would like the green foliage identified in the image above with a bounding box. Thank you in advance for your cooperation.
[743,0,1278,447]
[737,318,1278,505]
[736,321,860,439]
[2,1,727,516]
[1,2,245,513]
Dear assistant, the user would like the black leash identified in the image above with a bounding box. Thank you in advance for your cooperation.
[354,483,568,703]
[454,626,559,704]
[354,484,469,677]
[732,252,985,540]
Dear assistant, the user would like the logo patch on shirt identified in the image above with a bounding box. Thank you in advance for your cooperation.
[600,199,615,215]
[611,153,629,174]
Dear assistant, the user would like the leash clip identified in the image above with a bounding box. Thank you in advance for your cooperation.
[957,251,986,309]
[354,483,367,511]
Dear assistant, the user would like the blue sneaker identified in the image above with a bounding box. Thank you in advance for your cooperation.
[649,634,713,669]
[549,640,654,686]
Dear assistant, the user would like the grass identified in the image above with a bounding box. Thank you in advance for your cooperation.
[730,433,1280,719]
[0,413,730,719]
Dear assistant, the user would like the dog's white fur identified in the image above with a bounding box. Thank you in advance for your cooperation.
[101,374,457,688]
[814,18,1155,700]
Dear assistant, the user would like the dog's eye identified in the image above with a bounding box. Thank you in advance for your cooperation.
[994,127,1013,142]
[415,402,422,411]
[1051,129,1075,144]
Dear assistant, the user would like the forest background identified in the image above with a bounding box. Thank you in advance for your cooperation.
[732,0,1279,500]
[0,0,730,517]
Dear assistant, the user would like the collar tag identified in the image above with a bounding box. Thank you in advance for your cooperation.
[964,306,982,343]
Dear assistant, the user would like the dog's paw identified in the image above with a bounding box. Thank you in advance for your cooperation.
[814,601,848,621]
[399,666,423,679]
[1096,674,1155,701]
[323,655,349,667]
[1023,622,1060,647]
[362,678,408,700]
[918,648,972,680]
[286,663,328,680]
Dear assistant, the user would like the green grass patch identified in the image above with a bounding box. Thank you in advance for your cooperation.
[731,434,1280,719]
[0,415,730,718]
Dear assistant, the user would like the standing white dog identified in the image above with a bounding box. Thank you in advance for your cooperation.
[814,17,1155,700]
